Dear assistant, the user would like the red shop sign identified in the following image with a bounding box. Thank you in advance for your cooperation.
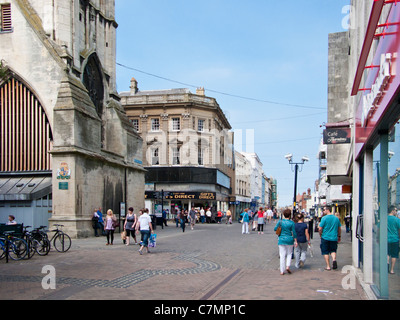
[354,1,400,159]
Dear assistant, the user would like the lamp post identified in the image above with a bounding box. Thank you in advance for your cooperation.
[285,154,309,218]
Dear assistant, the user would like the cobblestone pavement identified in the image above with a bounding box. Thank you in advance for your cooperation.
[0,220,368,300]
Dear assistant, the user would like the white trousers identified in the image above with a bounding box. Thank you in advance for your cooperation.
[279,245,293,273]
[242,222,249,234]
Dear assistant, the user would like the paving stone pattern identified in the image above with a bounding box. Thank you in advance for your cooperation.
[0,221,368,300]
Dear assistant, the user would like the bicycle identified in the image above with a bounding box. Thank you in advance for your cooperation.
[31,226,51,256]
[22,226,50,258]
[48,224,72,253]
[0,231,28,263]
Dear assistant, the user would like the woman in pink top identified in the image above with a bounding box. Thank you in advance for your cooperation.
[104,209,117,245]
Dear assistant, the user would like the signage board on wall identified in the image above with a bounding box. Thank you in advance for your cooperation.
[323,128,351,144]
[354,4,400,159]
[145,191,216,201]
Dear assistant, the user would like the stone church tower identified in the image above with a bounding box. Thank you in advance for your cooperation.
[0,0,145,237]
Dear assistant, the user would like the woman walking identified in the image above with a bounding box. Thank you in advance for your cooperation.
[257,207,266,234]
[124,207,138,245]
[241,209,250,234]
[104,209,117,245]
[274,209,297,275]
[294,213,310,268]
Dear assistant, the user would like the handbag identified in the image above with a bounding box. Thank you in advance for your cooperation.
[112,218,119,228]
[275,220,282,236]
[121,230,126,240]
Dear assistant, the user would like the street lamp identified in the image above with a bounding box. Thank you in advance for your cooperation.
[285,154,309,217]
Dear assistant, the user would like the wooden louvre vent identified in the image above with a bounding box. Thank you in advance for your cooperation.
[1,4,12,32]
[0,77,52,172]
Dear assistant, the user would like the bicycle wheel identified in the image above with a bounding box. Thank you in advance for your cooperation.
[35,238,50,256]
[53,233,71,252]
[8,238,28,261]
[0,242,6,260]
[24,238,36,260]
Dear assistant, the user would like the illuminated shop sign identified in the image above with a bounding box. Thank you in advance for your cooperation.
[145,191,216,200]
[354,2,400,159]
[361,53,393,127]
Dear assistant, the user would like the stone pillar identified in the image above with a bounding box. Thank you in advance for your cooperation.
[50,75,145,238]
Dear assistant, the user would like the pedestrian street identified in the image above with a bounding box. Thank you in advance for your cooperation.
[0,220,368,300]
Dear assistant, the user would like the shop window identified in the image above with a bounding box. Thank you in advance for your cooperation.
[1,4,12,33]
[388,120,400,299]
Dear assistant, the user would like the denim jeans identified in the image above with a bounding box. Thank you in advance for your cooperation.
[140,230,150,247]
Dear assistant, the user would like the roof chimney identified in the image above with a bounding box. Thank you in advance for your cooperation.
[130,77,138,94]
[196,87,205,96]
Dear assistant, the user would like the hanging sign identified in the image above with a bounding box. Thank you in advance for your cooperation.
[323,128,351,144]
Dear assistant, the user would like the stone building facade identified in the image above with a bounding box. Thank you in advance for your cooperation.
[120,79,235,218]
[0,0,144,237]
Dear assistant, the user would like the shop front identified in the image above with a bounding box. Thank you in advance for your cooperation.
[146,190,217,215]
[352,1,400,300]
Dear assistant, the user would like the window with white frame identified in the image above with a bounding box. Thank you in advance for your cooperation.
[131,119,139,132]
[198,119,205,132]
[151,118,160,131]
[152,148,159,165]
[198,147,204,166]
[172,118,180,131]
[1,4,12,33]
[172,147,180,165]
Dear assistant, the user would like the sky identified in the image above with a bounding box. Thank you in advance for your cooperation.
[115,0,351,207]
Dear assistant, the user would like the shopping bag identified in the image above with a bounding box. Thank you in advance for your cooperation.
[149,233,157,248]
[308,243,314,258]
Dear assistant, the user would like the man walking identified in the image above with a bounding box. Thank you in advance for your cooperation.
[189,208,196,230]
[319,207,342,270]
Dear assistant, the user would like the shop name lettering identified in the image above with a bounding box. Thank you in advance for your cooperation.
[325,131,348,144]
[199,193,215,200]
[362,53,392,127]
[165,193,215,200]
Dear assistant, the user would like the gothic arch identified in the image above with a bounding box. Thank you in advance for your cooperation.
[82,53,105,118]
[0,76,53,172]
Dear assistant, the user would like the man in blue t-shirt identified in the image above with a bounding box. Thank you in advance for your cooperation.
[388,206,400,274]
[319,207,342,270]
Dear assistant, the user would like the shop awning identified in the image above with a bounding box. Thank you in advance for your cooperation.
[0,176,52,201]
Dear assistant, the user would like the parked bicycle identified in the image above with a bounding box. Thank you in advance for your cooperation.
[50,224,71,253]
[22,226,50,258]
[31,226,51,256]
[0,231,28,263]
[33,224,72,253]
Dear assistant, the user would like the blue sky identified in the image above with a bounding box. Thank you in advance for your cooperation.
[115,0,351,207]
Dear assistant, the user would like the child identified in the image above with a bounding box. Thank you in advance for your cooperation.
[294,213,310,268]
